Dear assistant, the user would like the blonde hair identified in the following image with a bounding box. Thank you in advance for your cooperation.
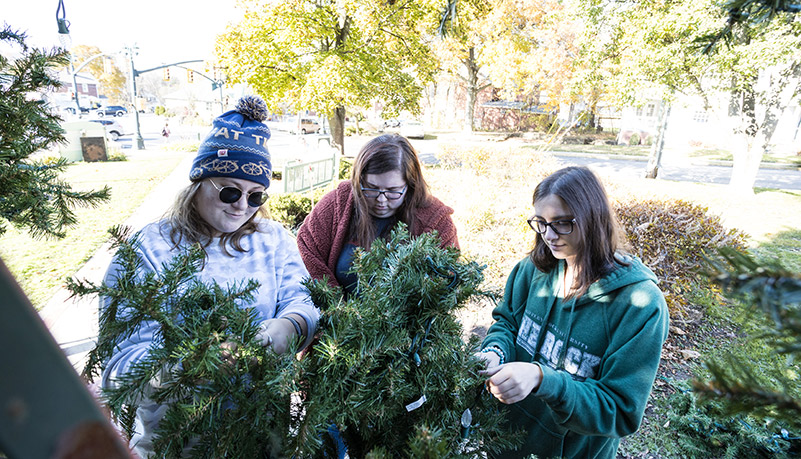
[163,181,267,256]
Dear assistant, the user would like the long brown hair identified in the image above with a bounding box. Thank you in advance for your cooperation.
[529,166,628,298]
[350,134,431,246]
[164,180,267,256]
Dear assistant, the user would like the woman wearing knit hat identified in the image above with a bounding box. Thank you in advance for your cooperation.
[297,133,459,297]
[99,95,319,456]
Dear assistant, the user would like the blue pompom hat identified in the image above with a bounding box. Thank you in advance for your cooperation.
[190,95,272,188]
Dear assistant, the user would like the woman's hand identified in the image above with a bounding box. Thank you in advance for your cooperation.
[481,362,543,404]
[256,317,301,354]
[475,350,501,369]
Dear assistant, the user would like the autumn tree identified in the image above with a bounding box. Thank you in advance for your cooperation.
[585,0,801,193]
[478,0,578,112]
[63,45,127,104]
[435,0,579,132]
[215,0,440,154]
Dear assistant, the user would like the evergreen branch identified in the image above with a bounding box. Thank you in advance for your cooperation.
[297,224,520,457]
[70,227,302,457]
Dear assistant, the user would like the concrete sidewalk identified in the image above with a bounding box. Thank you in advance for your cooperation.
[38,148,195,372]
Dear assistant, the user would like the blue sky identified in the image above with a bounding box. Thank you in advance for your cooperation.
[4,0,240,68]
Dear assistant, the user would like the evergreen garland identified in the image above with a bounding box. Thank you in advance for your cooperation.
[694,247,801,433]
[0,25,109,239]
[72,226,302,458]
[295,224,520,457]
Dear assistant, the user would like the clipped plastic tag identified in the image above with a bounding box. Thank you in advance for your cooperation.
[217,149,229,157]
[405,395,427,412]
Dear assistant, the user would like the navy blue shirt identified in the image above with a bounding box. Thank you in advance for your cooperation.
[335,216,396,295]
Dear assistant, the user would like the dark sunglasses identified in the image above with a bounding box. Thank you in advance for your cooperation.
[208,179,268,207]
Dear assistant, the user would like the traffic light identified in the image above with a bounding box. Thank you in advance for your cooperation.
[187,69,194,84]
[163,67,170,81]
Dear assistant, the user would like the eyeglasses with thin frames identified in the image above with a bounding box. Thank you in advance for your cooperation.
[208,178,268,208]
[527,217,577,235]
[360,185,408,200]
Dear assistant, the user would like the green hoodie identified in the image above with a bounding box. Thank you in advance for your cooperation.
[482,254,669,459]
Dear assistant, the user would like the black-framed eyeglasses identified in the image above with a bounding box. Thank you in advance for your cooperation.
[208,178,268,208]
[527,217,577,235]
[360,185,408,200]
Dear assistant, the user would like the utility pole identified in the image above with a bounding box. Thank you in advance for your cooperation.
[125,46,145,150]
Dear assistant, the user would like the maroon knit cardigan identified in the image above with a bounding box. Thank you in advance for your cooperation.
[297,180,460,287]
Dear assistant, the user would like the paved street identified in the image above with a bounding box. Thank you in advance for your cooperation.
[553,153,801,191]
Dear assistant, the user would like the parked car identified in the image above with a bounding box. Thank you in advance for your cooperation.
[63,106,91,115]
[399,120,425,139]
[95,105,128,117]
[89,119,126,141]
[291,117,320,134]
[382,118,402,129]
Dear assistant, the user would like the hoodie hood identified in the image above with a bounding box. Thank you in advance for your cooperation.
[574,254,658,307]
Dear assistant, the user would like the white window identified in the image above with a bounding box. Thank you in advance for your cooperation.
[81,83,88,92]
[693,111,709,123]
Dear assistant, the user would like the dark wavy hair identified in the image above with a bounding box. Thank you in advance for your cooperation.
[350,134,432,247]
[529,166,628,297]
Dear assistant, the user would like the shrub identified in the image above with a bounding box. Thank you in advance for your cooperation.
[615,199,748,316]
[629,132,641,146]
[339,157,353,179]
[345,126,365,136]
[435,144,493,176]
[105,149,127,162]
[268,188,328,231]
[645,381,799,458]
[154,106,166,116]
[437,144,557,183]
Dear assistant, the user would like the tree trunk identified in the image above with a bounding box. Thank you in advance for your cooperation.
[329,106,346,155]
[463,47,479,133]
[645,101,670,179]
[729,63,800,193]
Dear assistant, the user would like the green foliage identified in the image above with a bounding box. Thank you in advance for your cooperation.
[693,248,801,430]
[751,229,801,273]
[0,26,110,238]
[656,380,799,458]
[105,148,128,162]
[295,225,521,457]
[615,199,748,316]
[339,157,353,180]
[216,0,440,148]
[628,132,641,146]
[578,0,801,191]
[74,226,301,457]
[267,188,327,231]
[697,0,801,53]
[154,106,166,116]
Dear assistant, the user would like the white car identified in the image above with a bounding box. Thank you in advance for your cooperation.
[89,119,127,141]
[399,120,425,139]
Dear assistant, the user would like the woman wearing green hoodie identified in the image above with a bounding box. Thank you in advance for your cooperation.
[479,166,669,458]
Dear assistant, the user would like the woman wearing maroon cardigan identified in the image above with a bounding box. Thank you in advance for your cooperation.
[297,134,459,296]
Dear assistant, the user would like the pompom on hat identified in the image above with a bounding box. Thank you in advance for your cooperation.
[190,95,272,188]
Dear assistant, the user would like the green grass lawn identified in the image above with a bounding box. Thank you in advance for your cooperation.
[0,150,189,309]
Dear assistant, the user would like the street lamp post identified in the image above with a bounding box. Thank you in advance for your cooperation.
[57,18,82,115]
[125,46,146,150]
